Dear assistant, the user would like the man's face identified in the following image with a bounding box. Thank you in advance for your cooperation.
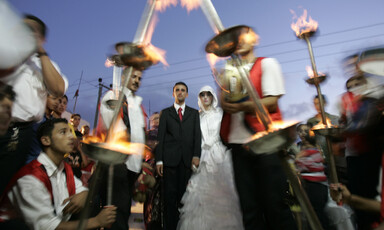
[46,122,75,155]
[81,126,90,136]
[58,97,68,114]
[0,97,13,136]
[234,28,259,56]
[298,125,310,142]
[173,84,188,104]
[70,116,81,128]
[127,70,142,93]
[347,78,366,92]
[47,94,60,112]
[150,114,160,128]
[313,98,325,114]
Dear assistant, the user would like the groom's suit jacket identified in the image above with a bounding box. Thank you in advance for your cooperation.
[156,105,201,167]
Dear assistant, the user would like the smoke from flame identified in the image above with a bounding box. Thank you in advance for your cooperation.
[290,8,318,37]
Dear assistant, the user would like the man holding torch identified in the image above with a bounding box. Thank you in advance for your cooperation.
[219,26,297,230]
[96,67,146,230]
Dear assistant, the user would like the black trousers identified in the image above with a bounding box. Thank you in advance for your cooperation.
[96,163,138,230]
[347,154,382,230]
[230,144,298,230]
[163,162,192,230]
[0,123,34,194]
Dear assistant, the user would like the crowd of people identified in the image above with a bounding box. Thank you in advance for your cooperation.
[1,2,384,230]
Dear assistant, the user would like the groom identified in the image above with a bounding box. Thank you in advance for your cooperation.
[155,82,201,230]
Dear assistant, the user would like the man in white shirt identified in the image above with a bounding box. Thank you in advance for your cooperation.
[219,26,297,230]
[97,67,146,229]
[0,118,116,230]
[0,14,68,193]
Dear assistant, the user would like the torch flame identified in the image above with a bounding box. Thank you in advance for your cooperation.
[140,14,168,66]
[305,66,324,78]
[250,120,298,140]
[312,117,337,130]
[143,44,169,66]
[105,58,114,68]
[154,0,178,12]
[290,9,318,37]
[180,0,201,13]
[82,131,151,158]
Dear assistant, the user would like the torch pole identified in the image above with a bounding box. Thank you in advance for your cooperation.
[231,55,272,130]
[302,34,338,184]
[93,78,103,134]
[279,150,324,230]
[106,0,157,141]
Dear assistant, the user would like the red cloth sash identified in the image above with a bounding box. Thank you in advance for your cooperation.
[220,57,283,143]
[0,159,76,222]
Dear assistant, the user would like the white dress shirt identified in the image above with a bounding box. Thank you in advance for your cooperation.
[227,58,285,144]
[0,54,68,123]
[100,88,145,173]
[7,153,87,230]
[174,102,185,116]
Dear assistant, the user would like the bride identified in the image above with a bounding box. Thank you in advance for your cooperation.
[177,85,244,230]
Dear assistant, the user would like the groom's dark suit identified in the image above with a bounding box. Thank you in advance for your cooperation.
[156,105,201,230]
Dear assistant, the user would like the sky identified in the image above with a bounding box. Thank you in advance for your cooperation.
[10,0,384,129]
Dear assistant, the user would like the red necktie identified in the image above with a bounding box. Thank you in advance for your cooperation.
[178,107,183,121]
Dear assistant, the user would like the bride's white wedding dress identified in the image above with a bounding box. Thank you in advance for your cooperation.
[177,86,244,230]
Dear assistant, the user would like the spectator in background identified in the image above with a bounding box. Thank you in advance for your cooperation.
[53,94,68,118]
[0,14,68,193]
[295,124,331,230]
[81,124,90,137]
[46,93,61,119]
[0,84,16,136]
[70,113,82,138]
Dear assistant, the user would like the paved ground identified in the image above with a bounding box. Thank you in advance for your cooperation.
[128,201,145,230]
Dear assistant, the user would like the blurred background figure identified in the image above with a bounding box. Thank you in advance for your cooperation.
[53,94,68,118]
[0,84,15,136]
[295,124,331,230]
[81,124,90,137]
[338,54,384,230]
[0,0,35,78]
[0,12,68,193]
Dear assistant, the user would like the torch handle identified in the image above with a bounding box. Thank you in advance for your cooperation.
[303,35,338,183]
[231,55,272,131]
[279,151,324,230]
[200,0,225,32]
[107,164,114,205]
[133,0,157,44]
[304,36,328,126]
[325,137,339,184]
[105,67,133,142]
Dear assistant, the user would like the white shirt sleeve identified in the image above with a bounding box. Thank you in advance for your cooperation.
[261,58,285,97]
[8,176,62,230]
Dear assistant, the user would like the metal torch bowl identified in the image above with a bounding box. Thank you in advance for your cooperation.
[205,25,250,57]
[305,74,327,85]
[110,42,154,70]
[81,142,129,165]
[313,127,343,138]
[244,123,298,155]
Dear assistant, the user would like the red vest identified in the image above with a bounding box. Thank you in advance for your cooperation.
[220,57,283,143]
[0,159,76,222]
